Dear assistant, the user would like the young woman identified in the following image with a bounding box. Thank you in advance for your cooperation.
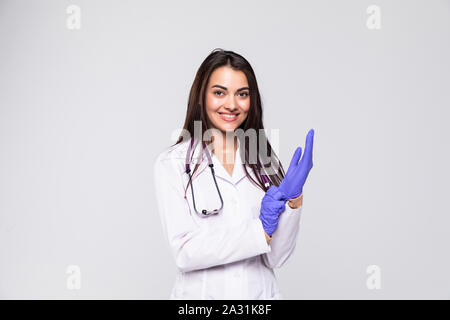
[153,48,314,299]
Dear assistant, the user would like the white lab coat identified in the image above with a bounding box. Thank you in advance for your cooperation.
[153,138,303,299]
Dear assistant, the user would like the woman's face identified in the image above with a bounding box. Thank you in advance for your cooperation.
[205,66,250,134]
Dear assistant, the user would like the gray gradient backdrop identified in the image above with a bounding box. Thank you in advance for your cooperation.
[1,0,449,299]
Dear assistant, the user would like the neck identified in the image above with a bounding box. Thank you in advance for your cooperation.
[209,131,237,160]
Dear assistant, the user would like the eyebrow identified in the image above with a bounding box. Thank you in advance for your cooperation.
[211,85,250,92]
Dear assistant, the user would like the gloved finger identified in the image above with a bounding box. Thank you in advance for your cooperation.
[266,185,281,198]
[266,185,278,194]
[273,199,285,206]
[266,188,284,201]
[266,201,279,210]
[264,197,285,208]
[303,129,314,164]
[270,200,285,211]
[288,147,302,169]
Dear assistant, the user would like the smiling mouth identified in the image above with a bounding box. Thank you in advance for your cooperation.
[218,112,240,121]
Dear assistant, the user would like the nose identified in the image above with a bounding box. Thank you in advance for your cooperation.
[224,95,239,112]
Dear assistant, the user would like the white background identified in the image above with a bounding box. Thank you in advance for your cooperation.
[1,0,449,299]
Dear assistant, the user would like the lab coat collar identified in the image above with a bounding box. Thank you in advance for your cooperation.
[209,137,247,185]
[183,137,247,186]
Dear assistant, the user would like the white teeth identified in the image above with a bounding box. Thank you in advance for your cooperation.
[220,113,238,118]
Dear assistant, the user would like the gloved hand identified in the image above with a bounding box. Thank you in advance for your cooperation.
[259,185,286,237]
[278,129,315,200]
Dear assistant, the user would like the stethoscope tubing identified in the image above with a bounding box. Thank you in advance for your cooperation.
[185,137,224,218]
[185,136,271,218]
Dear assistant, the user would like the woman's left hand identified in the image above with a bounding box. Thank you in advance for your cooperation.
[278,129,315,200]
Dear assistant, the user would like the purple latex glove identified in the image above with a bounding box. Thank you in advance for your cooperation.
[259,185,286,237]
[278,129,315,200]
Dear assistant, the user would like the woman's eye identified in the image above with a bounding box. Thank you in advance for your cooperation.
[214,91,248,97]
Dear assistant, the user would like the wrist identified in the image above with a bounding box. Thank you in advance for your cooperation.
[264,230,272,244]
[288,192,303,209]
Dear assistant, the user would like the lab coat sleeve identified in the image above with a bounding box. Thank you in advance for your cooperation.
[262,203,302,269]
[153,152,272,273]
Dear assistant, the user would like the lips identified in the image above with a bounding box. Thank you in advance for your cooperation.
[218,112,239,122]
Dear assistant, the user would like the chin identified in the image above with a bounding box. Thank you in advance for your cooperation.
[211,120,237,132]
[217,123,240,132]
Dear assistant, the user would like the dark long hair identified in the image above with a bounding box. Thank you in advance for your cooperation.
[172,48,285,197]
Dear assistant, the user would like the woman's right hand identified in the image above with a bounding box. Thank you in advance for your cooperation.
[259,185,286,237]
[264,230,272,244]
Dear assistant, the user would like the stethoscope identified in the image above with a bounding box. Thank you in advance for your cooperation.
[185,136,272,218]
